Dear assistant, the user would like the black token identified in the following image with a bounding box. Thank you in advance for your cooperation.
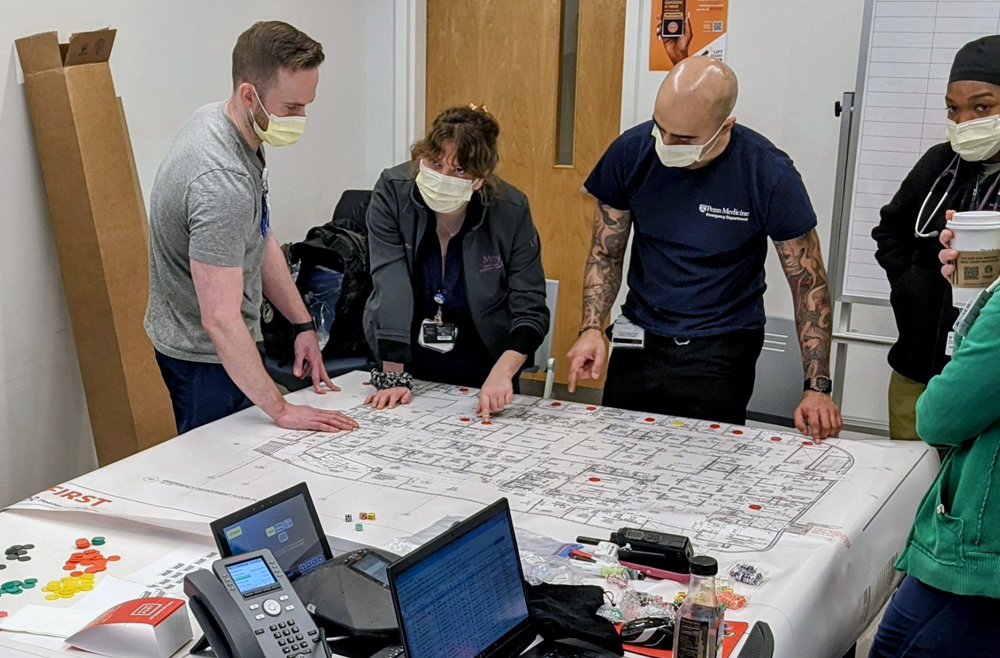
[3,549,14,556]
[5,555,17,561]
[21,544,34,550]
[0,564,6,570]
[15,550,26,556]
[8,545,22,551]
[17,556,30,562]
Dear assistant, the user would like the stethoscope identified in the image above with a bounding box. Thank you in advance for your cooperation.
[915,154,1000,238]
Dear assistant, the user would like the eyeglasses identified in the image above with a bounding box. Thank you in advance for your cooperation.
[260,167,270,239]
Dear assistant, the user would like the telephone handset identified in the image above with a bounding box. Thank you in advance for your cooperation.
[184,548,326,658]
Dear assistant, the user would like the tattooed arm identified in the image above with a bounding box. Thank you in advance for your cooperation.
[774,229,843,440]
[567,202,632,391]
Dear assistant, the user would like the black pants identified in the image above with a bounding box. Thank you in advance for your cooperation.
[155,351,253,434]
[602,328,765,425]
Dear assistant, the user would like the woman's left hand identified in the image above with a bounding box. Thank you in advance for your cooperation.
[477,369,514,421]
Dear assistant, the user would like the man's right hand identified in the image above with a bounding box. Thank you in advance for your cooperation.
[567,329,607,393]
[273,403,359,433]
[364,387,413,410]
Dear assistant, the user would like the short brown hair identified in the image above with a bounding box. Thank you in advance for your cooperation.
[232,21,325,92]
[411,105,501,202]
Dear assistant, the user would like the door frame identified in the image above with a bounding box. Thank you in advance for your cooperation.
[392,0,427,163]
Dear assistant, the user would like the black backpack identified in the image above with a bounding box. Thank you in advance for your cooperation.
[261,191,373,363]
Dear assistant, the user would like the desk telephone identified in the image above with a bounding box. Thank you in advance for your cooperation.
[184,549,329,658]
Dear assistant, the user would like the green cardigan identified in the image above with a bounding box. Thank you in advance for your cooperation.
[896,291,1000,599]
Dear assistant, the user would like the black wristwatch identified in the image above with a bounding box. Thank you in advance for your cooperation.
[804,376,833,395]
[292,320,317,336]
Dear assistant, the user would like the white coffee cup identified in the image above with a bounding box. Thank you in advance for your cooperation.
[949,210,1000,306]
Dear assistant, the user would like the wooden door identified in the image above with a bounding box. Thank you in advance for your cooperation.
[426,0,626,388]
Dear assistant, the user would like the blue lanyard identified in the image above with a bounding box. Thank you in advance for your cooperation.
[260,167,270,239]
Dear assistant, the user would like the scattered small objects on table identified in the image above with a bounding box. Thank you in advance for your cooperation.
[729,562,763,586]
[4,544,35,562]
[360,512,369,521]
[344,514,353,523]
[355,523,364,532]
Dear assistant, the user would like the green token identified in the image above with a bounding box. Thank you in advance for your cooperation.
[22,582,35,589]
[24,578,37,585]
[91,537,105,542]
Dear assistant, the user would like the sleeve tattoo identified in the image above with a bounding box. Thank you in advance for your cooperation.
[774,230,833,380]
[582,203,632,329]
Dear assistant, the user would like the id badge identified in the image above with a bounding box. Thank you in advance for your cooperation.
[953,288,994,339]
[945,331,956,357]
[611,316,645,349]
[419,319,457,354]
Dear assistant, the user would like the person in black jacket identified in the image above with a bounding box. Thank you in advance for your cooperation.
[872,36,1000,441]
[363,106,550,419]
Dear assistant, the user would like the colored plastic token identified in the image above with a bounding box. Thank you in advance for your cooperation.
[710,424,721,429]
[460,417,470,422]
[770,436,782,441]
[803,441,814,446]
[368,513,376,521]
[24,579,36,585]
[45,594,59,601]
[588,477,601,482]
[71,571,83,577]
[106,556,119,562]
[63,565,76,571]
[733,430,744,435]
[355,523,363,532]
[481,420,491,425]
[362,381,371,386]
[674,420,685,426]
[587,406,597,411]
[749,504,762,511]
[75,539,90,549]
[645,417,655,423]
[80,574,95,580]
[459,388,469,393]
[21,545,33,550]
[17,556,30,562]
[344,514,353,522]
[0,565,5,570]
[0,611,6,619]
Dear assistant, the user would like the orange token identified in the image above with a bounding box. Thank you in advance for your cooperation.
[107,556,120,562]
[75,539,90,549]
[63,564,75,571]
[71,571,83,577]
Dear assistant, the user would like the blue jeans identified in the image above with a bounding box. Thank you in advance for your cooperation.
[155,351,253,434]
[868,575,1000,657]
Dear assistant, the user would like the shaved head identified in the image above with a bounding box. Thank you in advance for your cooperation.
[651,57,739,168]
[657,57,738,125]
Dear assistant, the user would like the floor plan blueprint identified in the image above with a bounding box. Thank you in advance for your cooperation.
[11,372,930,556]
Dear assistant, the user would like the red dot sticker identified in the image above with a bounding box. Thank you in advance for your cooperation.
[645,417,656,423]
[362,381,371,386]
[551,402,562,407]
[733,430,744,435]
[771,436,782,442]
[587,406,597,411]
[460,418,470,422]
[482,421,492,426]
[749,504,762,511]
[710,424,721,429]
[588,477,601,483]
[460,388,469,393]
[803,441,814,446]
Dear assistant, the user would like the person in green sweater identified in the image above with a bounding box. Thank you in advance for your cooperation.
[868,226,1000,654]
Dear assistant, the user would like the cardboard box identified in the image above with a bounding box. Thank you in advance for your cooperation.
[16,29,176,465]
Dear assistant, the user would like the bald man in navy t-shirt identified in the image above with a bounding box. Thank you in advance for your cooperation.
[566,57,842,442]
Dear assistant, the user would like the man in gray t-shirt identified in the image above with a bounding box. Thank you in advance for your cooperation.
[145,21,358,435]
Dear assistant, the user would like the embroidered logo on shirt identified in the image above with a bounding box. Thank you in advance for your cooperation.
[481,255,504,273]
[699,204,750,222]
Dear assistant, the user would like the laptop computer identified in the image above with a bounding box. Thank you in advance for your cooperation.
[385,498,619,658]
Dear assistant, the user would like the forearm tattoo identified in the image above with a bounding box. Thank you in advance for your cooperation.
[582,203,632,329]
[775,230,833,380]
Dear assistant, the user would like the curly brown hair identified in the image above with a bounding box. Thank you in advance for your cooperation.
[411,105,501,202]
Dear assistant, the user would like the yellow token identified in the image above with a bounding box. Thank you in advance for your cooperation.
[80,584,93,591]
[41,586,51,592]
[80,573,95,580]
[674,420,685,426]
[45,594,59,601]
[59,592,74,598]
[47,581,60,589]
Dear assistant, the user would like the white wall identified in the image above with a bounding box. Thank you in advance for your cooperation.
[0,0,405,507]
[621,0,897,426]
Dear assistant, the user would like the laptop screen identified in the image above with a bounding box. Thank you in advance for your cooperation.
[391,503,531,658]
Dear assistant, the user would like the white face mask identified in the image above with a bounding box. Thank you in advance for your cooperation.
[652,120,728,168]
[946,115,1000,162]
[250,86,306,148]
[415,161,476,214]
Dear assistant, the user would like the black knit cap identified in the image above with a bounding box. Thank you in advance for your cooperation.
[950,35,1000,87]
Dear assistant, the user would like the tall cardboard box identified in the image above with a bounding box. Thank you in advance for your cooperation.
[17,29,176,465]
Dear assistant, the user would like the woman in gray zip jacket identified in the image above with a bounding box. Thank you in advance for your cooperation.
[363,106,550,419]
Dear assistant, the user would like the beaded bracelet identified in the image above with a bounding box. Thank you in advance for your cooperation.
[370,369,414,391]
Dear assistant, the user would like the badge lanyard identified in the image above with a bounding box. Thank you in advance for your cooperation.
[260,167,270,238]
